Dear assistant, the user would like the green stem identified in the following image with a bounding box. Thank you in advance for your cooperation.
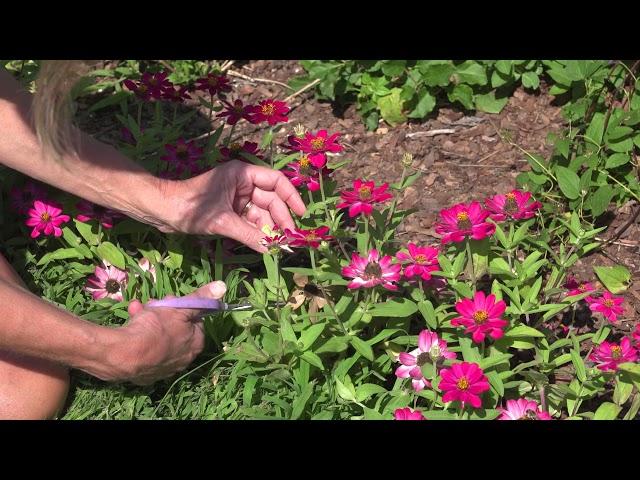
[385,166,406,230]
[363,216,370,252]
[275,253,281,321]
[466,239,476,290]
[137,102,142,130]
[206,93,214,142]
[226,124,236,147]
[310,249,317,272]
[269,128,275,169]
[318,171,333,227]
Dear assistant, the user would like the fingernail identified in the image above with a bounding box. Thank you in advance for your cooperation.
[210,281,227,297]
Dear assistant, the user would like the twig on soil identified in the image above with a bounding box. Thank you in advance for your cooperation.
[406,129,456,138]
[227,69,294,91]
[595,237,639,248]
[220,60,235,72]
[284,78,321,103]
[477,150,500,163]
[598,202,640,249]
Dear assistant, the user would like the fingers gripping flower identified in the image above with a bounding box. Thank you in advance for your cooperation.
[260,225,293,254]
[588,338,637,371]
[394,408,426,420]
[396,243,439,281]
[85,262,128,302]
[25,200,70,238]
[284,227,333,249]
[438,362,490,409]
[484,189,542,222]
[336,179,393,218]
[435,202,496,244]
[498,398,551,420]
[452,291,508,344]
[395,330,456,392]
[341,249,401,291]
[283,155,329,192]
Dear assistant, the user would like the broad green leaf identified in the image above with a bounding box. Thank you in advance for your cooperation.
[350,336,374,361]
[593,265,631,293]
[593,402,621,420]
[96,241,126,269]
[555,166,581,200]
[475,91,508,114]
[377,88,406,126]
[369,298,418,317]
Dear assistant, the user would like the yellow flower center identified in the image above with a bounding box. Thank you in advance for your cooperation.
[505,192,517,200]
[305,233,319,242]
[310,137,325,151]
[456,377,470,390]
[473,310,488,324]
[504,193,518,213]
[261,103,275,116]
[299,155,311,168]
[40,212,51,222]
[414,254,428,264]
[230,143,242,153]
[611,345,622,360]
[456,211,472,229]
[578,284,588,291]
[358,186,372,200]
[604,299,615,308]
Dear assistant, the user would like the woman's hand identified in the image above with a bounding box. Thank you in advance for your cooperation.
[160,160,306,252]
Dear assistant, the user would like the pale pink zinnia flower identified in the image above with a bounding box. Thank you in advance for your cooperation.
[498,398,552,420]
[25,200,70,238]
[395,330,456,392]
[341,249,401,291]
[85,262,128,301]
[137,258,157,283]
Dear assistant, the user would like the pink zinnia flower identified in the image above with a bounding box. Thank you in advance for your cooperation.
[283,155,329,192]
[294,129,342,166]
[394,408,426,420]
[25,200,70,238]
[10,181,48,214]
[395,330,456,392]
[498,398,552,420]
[452,291,508,344]
[341,249,401,291]
[75,200,123,229]
[219,141,263,163]
[586,291,625,323]
[123,79,153,101]
[141,71,173,98]
[217,99,256,125]
[336,179,393,218]
[162,85,191,103]
[439,362,490,409]
[284,226,333,249]
[137,258,157,283]
[632,324,640,344]
[589,337,637,371]
[161,138,203,176]
[250,99,289,125]
[484,189,542,222]
[396,243,439,281]
[260,226,293,255]
[194,73,232,97]
[85,262,128,301]
[564,276,595,297]
[434,202,496,244]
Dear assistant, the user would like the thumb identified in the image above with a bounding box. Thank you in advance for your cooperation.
[178,280,228,320]
[219,214,268,253]
[128,299,144,317]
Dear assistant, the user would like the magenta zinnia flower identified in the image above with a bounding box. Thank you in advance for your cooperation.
[10,181,48,214]
[250,99,289,125]
[484,189,542,222]
[336,179,393,218]
[396,243,439,281]
[435,202,496,244]
[283,155,329,192]
[395,330,456,392]
[76,200,123,229]
[25,200,70,238]
[439,362,490,409]
[194,73,232,97]
[632,324,640,344]
[498,398,552,420]
[586,291,625,323]
[394,408,426,420]
[123,79,153,101]
[284,226,333,249]
[341,249,401,291]
[588,337,637,371]
[217,99,256,125]
[294,129,342,166]
[219,141,263,163]
[564,276,595,297]
[162,85,191,103]
[452,291,508,344]
[260,226,293,255]
[161,138,203,176]
[85,262,128,302]
[141,71,173,99]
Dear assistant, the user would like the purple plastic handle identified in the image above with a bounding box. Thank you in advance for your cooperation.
[146,297,223,310]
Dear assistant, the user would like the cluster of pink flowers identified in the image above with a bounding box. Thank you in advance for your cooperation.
[284,129,343,192]
[124,71,192,103]
[435,189,541,244]
[564,276,625,323]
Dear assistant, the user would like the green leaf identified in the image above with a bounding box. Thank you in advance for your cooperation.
[605,153,630,169]
[555,166,581,200]
[96,241,126,269]
[350,336,374,361]
[280,316,297,344]
[299,323,326,351]
[456,62,487,85]
[589,185,614,217]
[570,349,587,382]
[74,219,99,246]
[36,248,84,265]
[419,62,455,87]
[300,351,324,370]
[585,112,605,147]
[475,91,508,114]
[377,88,406,126]
[594,265,631,293]
[335,378,357,403]
[504,325,545,338]
[593,402,621,420]
[369,298,418,318]
[290,383,313,420]
[407,89,436,119]
[613,375,634,406]
[381,60,406,77]
[356,383,387,402]
[521,71,540,89]
[448,84,474,110]
[479,353,513,370]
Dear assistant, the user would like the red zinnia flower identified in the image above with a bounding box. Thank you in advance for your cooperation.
[452,291,508,344]
[195,73,232,97]
[283,155,329,192]
[284,226,333,249]
[564,276,596,297]
[141,71,173,99]
[589,337,637,371]
[435,202,496,244]
[250,99,289,125]
[586,291,625,323]
[394,408,426,420]
[25,200,70,238]
[396,243,440,281]
[336,179,393,218]
[217,99,256,125]
[161,138,203,176]
[76,200,124,229]
[498,398,552,420]
[162,85,191,103]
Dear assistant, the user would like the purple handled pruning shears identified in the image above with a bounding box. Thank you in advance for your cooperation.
[146,297,286,312]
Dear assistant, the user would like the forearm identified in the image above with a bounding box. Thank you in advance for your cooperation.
[0,69,179,232]
[0,277,122,377]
